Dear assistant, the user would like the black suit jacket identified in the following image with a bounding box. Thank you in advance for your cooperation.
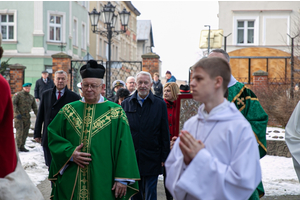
[34,86,81,147]
[34,77,55,100]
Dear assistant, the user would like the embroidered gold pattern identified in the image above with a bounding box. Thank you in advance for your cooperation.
[231,86,246,103]
[78,103,94,200]
[63,104,83,137]
[60,104,127,199]
[237,97,245,105]
[91,107,128,137]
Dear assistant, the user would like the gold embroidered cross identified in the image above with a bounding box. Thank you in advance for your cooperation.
[86,106,93,113]
[237,97,244,105]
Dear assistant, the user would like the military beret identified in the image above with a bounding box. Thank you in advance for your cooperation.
[112,80,125,89]
[23,83,32,87]
[42,70,48,73]
[80,60,105,79]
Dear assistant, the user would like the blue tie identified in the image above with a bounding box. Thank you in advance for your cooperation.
[141,99,145,104]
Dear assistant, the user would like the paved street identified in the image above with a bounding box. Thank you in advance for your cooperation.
[37,178,166,199]
[37,177,300,200]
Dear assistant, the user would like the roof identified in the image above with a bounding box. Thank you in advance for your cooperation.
[124,2,141,16]
[137,20,154,47]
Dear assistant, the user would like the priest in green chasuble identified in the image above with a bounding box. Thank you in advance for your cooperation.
[48,60,140,200]
[209,49,268,200]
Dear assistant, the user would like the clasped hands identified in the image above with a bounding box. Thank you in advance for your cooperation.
[73,143,127,198]
[179,130,205,165]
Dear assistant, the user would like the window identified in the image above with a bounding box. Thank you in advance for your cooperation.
[81,24,86,48]
[49,15,62,42]
[73,19,77,46]
[237,20,254,44]
[1,14,15,40]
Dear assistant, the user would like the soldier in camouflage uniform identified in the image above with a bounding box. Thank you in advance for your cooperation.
[12,83,38,152]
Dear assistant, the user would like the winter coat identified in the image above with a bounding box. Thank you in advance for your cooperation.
[121,90,170,176]
[34,78,54,100]
[164,99,178,139]
[153,80,163,98]
[166,75,176,83]
[34,86,81,147]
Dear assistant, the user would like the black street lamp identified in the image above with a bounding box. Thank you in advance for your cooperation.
[89,2,130,96]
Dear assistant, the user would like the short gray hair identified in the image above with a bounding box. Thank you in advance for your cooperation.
[126,76,135,83]
[135,71,153,83]
[210,49,230,62]
[55,70,68,78]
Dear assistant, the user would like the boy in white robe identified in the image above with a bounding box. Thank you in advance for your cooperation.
[165,57,262,200]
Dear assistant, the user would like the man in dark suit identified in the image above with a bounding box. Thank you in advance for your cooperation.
[121,71,170,200]
[34,70,55,102]
[34,70,81,167]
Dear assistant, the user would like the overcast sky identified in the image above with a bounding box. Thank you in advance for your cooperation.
[132,1,219,81]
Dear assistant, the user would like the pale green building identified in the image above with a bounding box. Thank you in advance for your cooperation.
[0,1,90,94]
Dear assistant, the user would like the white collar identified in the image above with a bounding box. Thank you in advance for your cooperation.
[82,95,104,103]
[199,99,230,120]
[228,75,238,88]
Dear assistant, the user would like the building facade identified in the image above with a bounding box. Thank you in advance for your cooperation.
[219,1,300,53]
[89,1,140,62]
[137,20,154,61]
[0,1,90,94]
[218,1,300,83]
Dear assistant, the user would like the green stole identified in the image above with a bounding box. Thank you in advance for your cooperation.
[48,100,140,200]
[228,82,268,199]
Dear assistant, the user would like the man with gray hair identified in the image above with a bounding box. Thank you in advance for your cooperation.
[121,71,170,200]
[34,70,81,168]
[126,76,137,94]
[208,49,268,199]
[47,60,139,199]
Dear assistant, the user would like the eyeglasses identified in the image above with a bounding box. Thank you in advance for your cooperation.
[82,84,101,90]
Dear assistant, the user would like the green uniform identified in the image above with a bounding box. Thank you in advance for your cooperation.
[12,90,37,149]
[48,100,140,200]
[228,82,268,199]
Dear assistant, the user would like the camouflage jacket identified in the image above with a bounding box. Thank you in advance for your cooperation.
[12,90,38,118]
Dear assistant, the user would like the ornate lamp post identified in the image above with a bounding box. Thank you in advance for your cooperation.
[89,2,130,96]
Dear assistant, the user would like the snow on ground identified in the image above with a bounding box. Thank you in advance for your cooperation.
[19,127,300,195]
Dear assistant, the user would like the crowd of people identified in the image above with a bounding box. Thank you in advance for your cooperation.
[4,48,293,200]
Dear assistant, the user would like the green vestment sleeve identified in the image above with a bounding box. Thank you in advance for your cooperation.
[48,100,140,200]
[228,82,268,199]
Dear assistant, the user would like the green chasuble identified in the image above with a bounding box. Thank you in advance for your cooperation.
[228,82,268,199]
[48,100,140,200]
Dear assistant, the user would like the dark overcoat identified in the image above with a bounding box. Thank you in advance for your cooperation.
[34,78,55,100]
[121,90,170,176]
[34,86,81,147]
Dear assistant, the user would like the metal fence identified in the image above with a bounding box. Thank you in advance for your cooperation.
[70,60,142,96]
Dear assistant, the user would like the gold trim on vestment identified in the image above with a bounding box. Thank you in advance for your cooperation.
[239,104,246,112]
[63,104,83,137]
[127,185,139,192]
[78,103,94,199]
[91,107,128,137]
[254,131,267,153]
[232,87,267,154]
[245,96,258,101]
[71,166,79,200]
[53,148,77,177]
[231,86,246,103]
